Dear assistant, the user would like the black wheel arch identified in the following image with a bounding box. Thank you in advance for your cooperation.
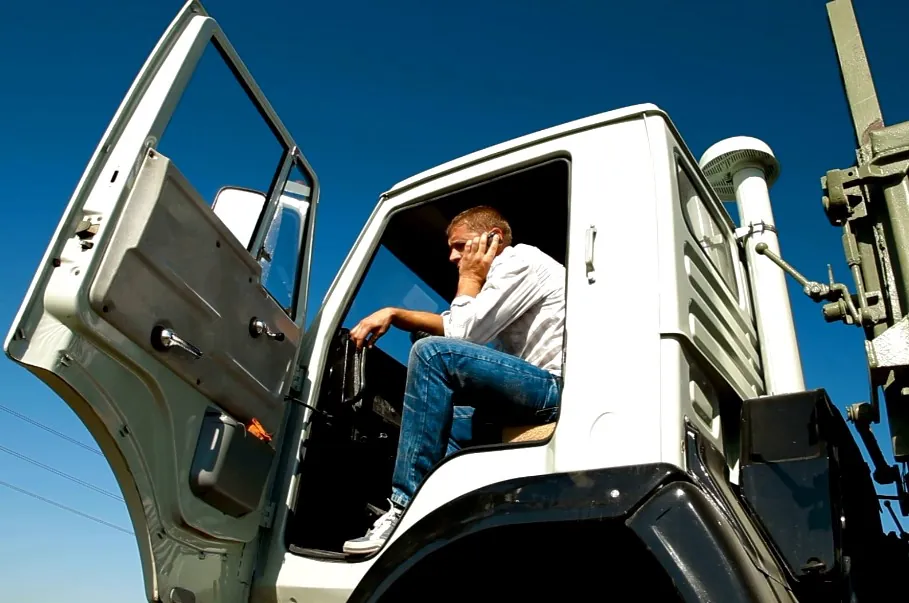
[347,458,782,602]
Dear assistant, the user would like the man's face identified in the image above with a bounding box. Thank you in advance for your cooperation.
[447,223,503,266]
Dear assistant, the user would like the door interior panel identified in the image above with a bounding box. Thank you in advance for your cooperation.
[2,2,322,598]
[88,149,300,433]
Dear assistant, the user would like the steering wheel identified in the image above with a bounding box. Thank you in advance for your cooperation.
[341,344,367,406]
[329,327,368,407]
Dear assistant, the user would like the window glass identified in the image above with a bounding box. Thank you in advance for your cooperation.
[678,162,738,296]
[259,163,312,315]
[343,246,448,365]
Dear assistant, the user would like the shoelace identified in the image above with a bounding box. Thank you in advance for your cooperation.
[368,500,401,535]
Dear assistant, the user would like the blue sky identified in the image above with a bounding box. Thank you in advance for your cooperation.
[1,0,908,601]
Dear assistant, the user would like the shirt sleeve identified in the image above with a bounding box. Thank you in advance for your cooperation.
[440,253,541,344]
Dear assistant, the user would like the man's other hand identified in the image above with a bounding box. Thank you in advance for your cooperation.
[350,308,395,349]
[458,233,499,288]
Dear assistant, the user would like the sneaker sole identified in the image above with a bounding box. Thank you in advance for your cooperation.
[343,542,382,555]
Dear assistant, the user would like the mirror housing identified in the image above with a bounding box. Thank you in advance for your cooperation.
[212,186,267,249]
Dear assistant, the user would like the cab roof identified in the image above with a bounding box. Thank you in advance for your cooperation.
[385,103,667,196]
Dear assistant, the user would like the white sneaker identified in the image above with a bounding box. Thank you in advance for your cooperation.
[343,501,403,555]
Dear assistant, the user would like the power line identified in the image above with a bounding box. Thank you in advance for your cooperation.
[0,478,133,535]
[0,403,102,456]
[0,444,123,502]
[0,406,133,536]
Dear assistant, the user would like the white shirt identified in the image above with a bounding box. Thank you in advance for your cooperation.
[440,244,566,376]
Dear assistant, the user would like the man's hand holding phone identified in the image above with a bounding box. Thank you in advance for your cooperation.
[456,232,499,297]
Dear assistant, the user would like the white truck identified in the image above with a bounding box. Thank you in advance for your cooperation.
[6,1,908,601]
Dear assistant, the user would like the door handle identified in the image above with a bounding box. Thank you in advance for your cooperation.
[585,225,597,284]
[151,326,203,359]
[249,317,286,342]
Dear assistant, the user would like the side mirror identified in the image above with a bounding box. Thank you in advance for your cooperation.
[212,183,312,312]
[212,186,267,249]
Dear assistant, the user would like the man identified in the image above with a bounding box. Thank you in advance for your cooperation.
[342,205,565,555]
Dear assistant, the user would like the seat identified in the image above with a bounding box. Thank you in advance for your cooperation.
[501,422,556,443]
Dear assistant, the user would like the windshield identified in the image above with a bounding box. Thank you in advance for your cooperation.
[342,245,449,364]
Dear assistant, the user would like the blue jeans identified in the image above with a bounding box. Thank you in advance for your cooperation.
[390,336,561,508]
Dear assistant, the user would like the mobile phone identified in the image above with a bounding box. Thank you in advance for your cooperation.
[486,232,497,246]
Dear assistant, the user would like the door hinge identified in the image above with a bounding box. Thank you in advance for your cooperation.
[291,365,307,392]
[260,502,276,529]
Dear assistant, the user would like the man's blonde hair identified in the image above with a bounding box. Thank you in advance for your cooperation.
[446,206,513,247]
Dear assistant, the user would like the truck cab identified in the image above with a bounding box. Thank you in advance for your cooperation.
[5,2,892,602]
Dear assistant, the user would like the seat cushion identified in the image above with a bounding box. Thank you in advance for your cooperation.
[501,422,556,443]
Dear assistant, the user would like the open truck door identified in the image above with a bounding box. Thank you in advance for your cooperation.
[4,2,317,601]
